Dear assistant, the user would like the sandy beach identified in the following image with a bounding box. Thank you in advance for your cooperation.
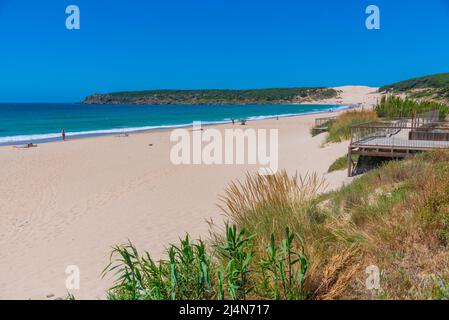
[0,86,380,300]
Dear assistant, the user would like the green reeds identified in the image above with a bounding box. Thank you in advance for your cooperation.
[259,227,308,300]
[103,236,216,300]
[375,95,448,120]
[216,225,255,300]
[104,224,309,300]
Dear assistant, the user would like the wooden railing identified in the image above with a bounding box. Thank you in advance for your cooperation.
[350,110,446,148]
[350,122,449,150]
[314,116,338,128]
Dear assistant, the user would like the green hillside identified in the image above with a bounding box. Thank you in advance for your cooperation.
[83,88,337,105]
[380,73,449,101]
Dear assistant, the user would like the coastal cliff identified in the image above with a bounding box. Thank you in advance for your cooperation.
[82,88,338,105]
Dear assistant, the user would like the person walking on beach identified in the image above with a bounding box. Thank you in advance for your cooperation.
[61,129,66,141]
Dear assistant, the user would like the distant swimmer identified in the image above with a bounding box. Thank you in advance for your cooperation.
[61,129,66,141]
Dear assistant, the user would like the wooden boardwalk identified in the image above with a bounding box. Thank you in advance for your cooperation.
[347,115,449,176]
[355,136,449,149]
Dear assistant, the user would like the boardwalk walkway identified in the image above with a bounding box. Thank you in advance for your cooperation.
[347,112,449,176]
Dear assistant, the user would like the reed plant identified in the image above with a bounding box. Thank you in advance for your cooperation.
[375,95,448,120]
[104,222,310,300]
[216,225,255,300]
[103,236,217,300]
[259,227,308,299]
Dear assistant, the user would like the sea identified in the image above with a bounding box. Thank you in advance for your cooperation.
[0,103,346,145]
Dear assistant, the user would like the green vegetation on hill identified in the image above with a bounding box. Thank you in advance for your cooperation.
[103,151,449,300]
[319,151,449,299]
[83,88,338,105]
[381,73,449,91]
[380,73,449,101]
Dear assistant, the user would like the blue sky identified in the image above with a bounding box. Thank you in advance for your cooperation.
[0,0,449,102]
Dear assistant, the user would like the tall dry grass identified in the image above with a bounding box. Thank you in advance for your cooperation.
[216,170,364,299]
[321,151,449,299]
[219,172,326,241]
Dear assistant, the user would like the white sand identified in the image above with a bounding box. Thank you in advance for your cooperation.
[0,87,379,299]
[305,85,381,109]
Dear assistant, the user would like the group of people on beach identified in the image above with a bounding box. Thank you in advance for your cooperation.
[230,116,279,126]
[19,111,293,149]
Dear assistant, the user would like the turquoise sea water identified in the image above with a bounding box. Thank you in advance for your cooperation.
[0,103,345,145]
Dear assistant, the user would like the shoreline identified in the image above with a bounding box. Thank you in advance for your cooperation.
[0,104,349,147]
[0,110,353,300]
[0,85,380,300]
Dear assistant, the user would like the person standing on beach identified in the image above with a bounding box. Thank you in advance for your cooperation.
[61,129,66,141]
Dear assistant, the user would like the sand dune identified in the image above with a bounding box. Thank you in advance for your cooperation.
[305,85,381,109]
[0,105,367,299]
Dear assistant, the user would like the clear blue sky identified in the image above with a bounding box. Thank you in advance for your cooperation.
[0,0,449,102]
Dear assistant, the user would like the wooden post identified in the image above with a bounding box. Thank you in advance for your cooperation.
[348,147,353,177]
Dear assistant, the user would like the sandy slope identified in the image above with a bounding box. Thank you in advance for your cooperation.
[0,104,368,299]
[305,85,381,109]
